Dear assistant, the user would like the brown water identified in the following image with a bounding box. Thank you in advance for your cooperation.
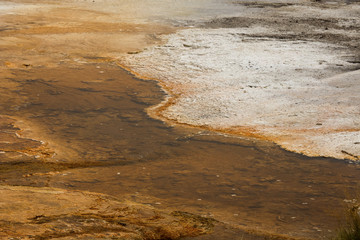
[1,61,360,239]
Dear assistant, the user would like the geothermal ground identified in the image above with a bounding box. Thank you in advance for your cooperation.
[0,0,360,239]
[120,1,360,161]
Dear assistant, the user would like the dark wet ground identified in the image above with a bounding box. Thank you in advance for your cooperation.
[1,62,360,239]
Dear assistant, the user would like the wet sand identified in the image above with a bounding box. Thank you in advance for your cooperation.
[1,0,360,239]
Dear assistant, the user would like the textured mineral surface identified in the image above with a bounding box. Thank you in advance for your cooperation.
[1,0,360,239]
[120,1,360,160]
[0,185,213,239]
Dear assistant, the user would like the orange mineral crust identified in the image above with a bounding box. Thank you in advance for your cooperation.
[1,1,360,240]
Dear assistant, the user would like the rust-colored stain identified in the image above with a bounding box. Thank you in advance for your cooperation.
[1,1,360,239]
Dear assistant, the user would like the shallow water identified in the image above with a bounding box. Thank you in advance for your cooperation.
[1,62,360,239]
[69,0,249,23]
[1,0,360,239]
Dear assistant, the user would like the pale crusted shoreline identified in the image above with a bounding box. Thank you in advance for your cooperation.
[120,2,360,161]
[1,1,360,239]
